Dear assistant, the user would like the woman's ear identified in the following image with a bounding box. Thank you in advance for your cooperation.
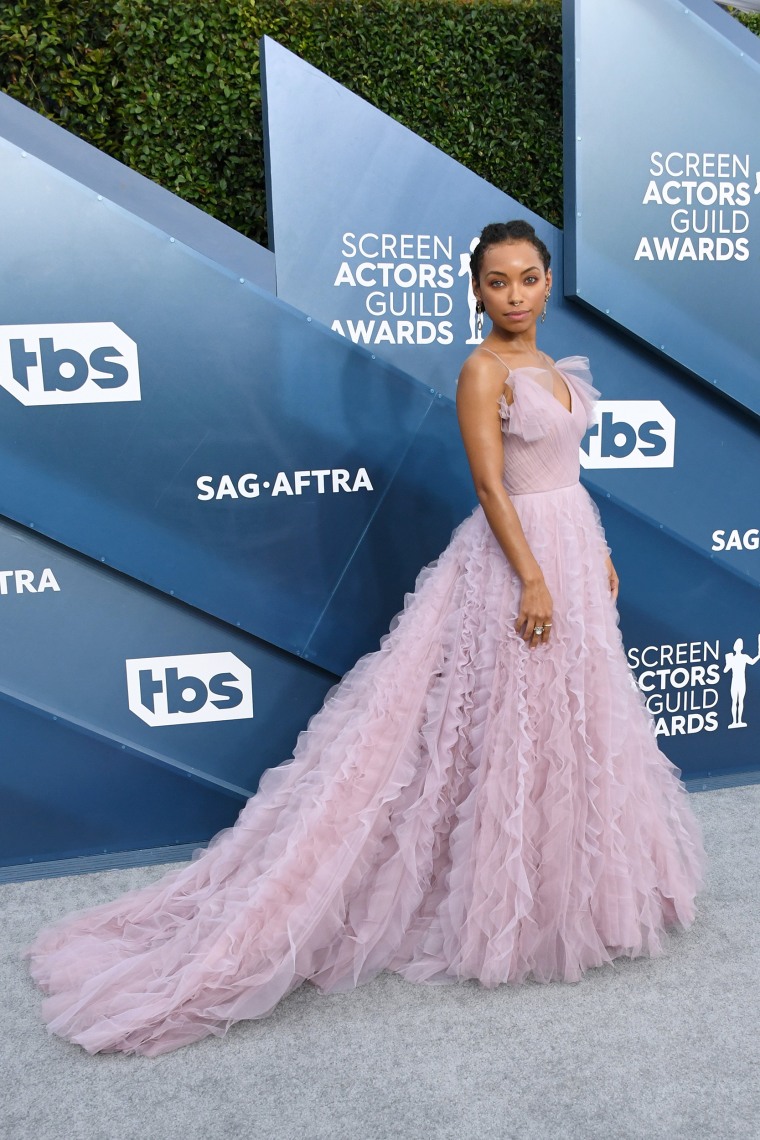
[545,267,553,295]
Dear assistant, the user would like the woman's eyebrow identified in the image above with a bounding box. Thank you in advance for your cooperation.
[485,265,541,276]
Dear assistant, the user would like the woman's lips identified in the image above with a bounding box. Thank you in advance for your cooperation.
[505,310,530,320]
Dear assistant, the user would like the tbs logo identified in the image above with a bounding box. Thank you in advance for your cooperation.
[0,322,140,406]
[126,652,253,727]
[580,401,675,469]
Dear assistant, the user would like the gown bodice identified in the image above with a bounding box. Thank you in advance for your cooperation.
[497,356,599,496]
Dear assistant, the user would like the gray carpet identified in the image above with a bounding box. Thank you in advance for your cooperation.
[1,784,758,1140]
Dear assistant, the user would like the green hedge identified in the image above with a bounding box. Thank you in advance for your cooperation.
[0,0,562,244]
[0,1,756,247]
[731,9,760,36]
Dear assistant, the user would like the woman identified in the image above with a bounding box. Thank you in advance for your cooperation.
[25,220,706,1056]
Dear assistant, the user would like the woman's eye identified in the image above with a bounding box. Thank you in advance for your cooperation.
[524,276,538,285]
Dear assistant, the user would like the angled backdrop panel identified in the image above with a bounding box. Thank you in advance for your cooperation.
[0,517,336,797]
[0,514,339,868]
[0,138,464,670]
[0,93,276,294]
[0,81,485,871]
[564,0,760,416]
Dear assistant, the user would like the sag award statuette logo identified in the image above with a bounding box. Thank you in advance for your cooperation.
[460,237,484,346]
[724,634,760,730]
[627,632,760,737]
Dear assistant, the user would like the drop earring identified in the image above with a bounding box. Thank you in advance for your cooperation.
[541,291,551,324]
[475,299,484,335]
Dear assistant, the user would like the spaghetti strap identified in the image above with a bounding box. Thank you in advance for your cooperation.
[478,347,511,383]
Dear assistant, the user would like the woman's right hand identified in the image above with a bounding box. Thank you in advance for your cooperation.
[515,578,553,649]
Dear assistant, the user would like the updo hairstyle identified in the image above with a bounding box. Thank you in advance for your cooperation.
[470,220,551,281]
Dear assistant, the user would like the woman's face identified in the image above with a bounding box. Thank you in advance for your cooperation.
[473,240,551,334]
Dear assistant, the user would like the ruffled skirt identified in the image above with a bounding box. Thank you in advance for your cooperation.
[25,482,706,1055]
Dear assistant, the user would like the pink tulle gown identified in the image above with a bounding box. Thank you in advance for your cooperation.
[25,357,706,1056]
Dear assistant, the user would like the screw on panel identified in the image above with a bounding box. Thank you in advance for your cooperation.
[169,237,175,243]
[239,278,245,283]
[371,354,376,360]
[97,195,103,201]
[21,151,27,157]
[307,316,312,323]
[577,136,582,141]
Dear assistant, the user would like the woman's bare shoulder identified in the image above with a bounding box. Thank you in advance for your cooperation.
[459,347,512,384]
[458,347,513,405]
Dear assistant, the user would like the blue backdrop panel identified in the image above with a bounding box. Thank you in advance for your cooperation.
[262,35,760,780]
[0,699,245,868]
[564,0,760,416]
[0,88,495,871]
[262,36,558,399]
[0,518,336,798]
[0,139,453,668]
[596,490,760,780]
[305,397,477,672]
[260,37,760,585]
[0,92,275,294]
[0,515,339,865]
